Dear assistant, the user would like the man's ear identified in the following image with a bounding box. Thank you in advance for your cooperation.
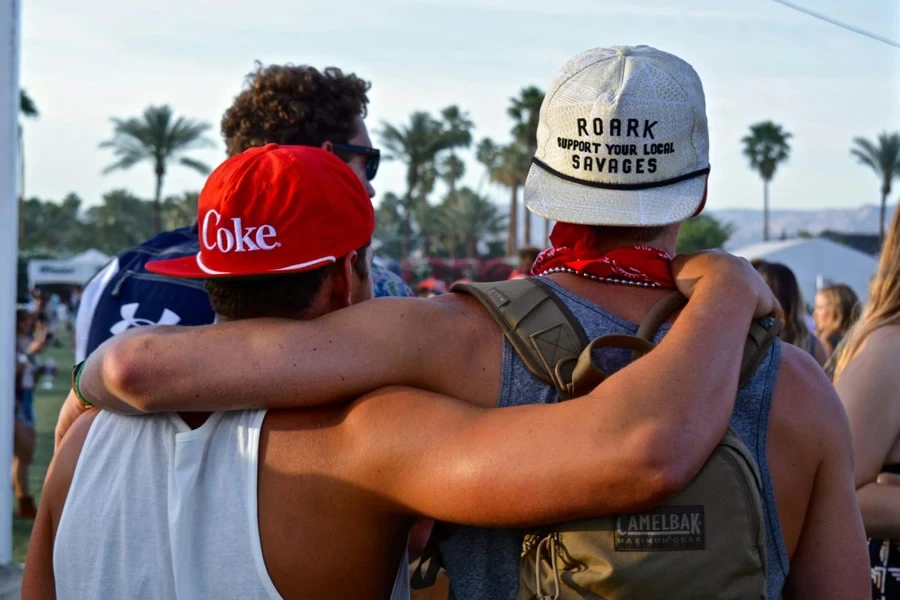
[331,252,358,308]
[320,140,334,154]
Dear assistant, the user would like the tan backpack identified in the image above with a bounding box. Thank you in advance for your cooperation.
[442,278,781,600]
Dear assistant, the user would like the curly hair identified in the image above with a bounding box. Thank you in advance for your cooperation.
[222,62,371,156]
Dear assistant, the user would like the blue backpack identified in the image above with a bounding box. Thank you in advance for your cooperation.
[84,226,215,357]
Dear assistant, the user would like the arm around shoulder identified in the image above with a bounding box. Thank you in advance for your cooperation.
[342,386,685,528]
[80,296,484,413]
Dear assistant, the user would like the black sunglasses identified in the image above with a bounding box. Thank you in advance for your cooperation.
[332,143,380,182]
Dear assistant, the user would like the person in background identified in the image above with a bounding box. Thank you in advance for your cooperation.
[832,208,900,600]
[31,289,55,349]
[415,277,447,298]
[815,284,861,356]
[754,260,828,367]
[75,62,414,364]
[220,62,413,299]
[508,246,541,279]
[14,308,42,519]
[73,224,217,363]
[66,288,79,351]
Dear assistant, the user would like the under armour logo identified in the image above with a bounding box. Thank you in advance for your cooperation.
[109,303,182,336]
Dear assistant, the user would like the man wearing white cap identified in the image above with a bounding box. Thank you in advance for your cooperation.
[62,47,867,598]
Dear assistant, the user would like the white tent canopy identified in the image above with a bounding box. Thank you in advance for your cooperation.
[71,248,110,267]
[27,248,111,288]
[732,237,878,306]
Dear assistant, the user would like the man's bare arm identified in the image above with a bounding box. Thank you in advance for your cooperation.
[781,372,869,599]
[75,251,775,420]
[79,295,483,413]
[342,276,767,524]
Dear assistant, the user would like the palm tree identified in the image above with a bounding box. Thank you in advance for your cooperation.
[161,191,200,231]
[413,200,445,258]
[380,111,453,257]
[18,89,38,241]
[84,189,157,252]
[439,154,467,258]
[437,106,474,259]
[100,105,213,234]
[488,144,529,257]
[508,87,545,245]
[374,192,406,259]
[476,138,499,194]
[477,138,525,257]
[850,133,900,248]
[508,87,544,157]
[742,121,792,242]
[441,188,507,258]
[439,105,474,199]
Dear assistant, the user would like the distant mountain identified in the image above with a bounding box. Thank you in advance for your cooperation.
[711,204,897,250]
[492,198,897,252]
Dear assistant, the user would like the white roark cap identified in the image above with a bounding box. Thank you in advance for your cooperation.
[524,45,710,227]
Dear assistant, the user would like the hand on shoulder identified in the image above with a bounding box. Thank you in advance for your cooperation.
[672,250,780,319]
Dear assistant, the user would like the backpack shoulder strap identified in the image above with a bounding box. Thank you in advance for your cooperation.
[453,278,589,399]
[740,318,782,388]
[567,291,784,398]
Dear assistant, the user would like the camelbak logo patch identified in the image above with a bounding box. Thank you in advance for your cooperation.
[614,506,704,552]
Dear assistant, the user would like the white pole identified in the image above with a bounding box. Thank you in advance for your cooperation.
[0,0,21,565]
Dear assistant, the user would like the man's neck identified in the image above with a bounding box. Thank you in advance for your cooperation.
[543,232,680,324]
[584,230,677,257]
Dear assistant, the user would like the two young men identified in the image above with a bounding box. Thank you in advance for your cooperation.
[31,144,770,598]
[47,46,867,598]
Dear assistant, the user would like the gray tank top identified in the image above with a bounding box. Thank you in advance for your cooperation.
[439,279,789,600]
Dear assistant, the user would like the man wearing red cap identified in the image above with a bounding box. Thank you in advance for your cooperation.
[33,145,777,599]
[53,47,866,598]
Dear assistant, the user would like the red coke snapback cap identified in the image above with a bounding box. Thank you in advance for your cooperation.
[147,144,375,279]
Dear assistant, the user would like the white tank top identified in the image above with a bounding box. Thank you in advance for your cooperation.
[54,410,411,599]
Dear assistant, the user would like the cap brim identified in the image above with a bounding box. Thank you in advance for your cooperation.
[523,163,707,227]
[146,254,337,279]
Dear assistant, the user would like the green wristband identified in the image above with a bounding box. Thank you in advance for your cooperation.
[72,361,93,408]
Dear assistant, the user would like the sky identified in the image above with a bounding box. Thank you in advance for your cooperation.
[19,0,900,214]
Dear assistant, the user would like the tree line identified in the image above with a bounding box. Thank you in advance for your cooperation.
[374,88,546,260]
[19,86,900,261]
[19,190,198,256]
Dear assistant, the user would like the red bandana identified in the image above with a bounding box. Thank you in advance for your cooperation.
[531,222,675,289]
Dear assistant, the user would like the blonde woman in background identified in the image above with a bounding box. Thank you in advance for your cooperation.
[833,207,900,600]
[815,284,861,355]
[754,260,829,367]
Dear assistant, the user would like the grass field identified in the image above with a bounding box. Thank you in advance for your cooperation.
[13,332,72,563]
